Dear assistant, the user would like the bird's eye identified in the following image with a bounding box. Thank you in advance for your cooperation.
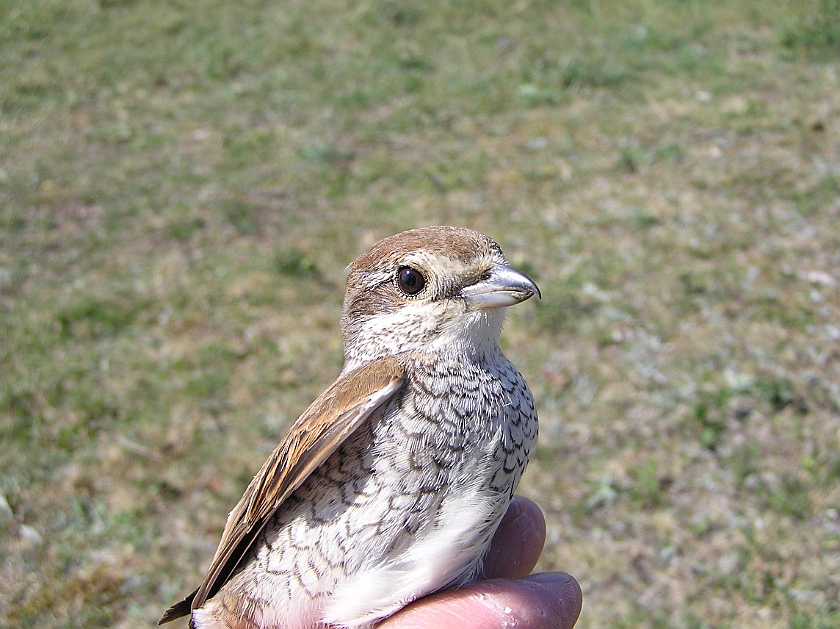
[396,266,426,296]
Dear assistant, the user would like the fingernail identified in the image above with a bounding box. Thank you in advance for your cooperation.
[524,571,574,585]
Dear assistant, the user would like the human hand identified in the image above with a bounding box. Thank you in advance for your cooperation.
[380,496,582,629]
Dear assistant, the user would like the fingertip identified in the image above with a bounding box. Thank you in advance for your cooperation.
[522,572,583,627]
[483,496,546,579]
[506,496,546,535]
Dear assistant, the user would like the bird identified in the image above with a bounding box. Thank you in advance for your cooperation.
[159,225,540,629]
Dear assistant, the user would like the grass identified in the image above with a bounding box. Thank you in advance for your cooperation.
[1,0,839,627]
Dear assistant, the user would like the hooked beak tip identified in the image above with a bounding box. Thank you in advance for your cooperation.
[462,263,540,310]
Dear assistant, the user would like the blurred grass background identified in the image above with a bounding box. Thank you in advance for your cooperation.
[1,0,839,627]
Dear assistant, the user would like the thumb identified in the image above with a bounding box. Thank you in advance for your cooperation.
[380,572,583,629]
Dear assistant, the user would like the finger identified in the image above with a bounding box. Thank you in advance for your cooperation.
[482,495,546,579]
[380,572,583,629]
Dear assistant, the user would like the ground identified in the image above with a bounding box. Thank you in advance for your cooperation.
[1,1,839,627]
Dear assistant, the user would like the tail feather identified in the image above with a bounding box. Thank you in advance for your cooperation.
[159,588,198,625]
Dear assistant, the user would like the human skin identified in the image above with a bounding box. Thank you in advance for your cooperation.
[381,496,583,629]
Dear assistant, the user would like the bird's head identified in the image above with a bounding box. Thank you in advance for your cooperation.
[340,226,540,370]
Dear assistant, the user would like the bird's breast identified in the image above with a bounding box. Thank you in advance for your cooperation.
[206,351,537,629]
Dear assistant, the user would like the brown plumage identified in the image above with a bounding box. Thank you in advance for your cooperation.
[160,226,540,629]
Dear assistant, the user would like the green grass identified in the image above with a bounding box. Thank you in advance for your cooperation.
[2,0,839,627]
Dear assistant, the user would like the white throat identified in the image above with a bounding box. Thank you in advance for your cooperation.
[341,304,506,374]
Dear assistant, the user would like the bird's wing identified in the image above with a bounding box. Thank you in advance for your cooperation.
[158,357,405,625]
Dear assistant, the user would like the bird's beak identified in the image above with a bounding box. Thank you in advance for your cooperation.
[461,263,541,310]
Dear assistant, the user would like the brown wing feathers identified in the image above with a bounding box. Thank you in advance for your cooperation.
[158,358,405,624]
